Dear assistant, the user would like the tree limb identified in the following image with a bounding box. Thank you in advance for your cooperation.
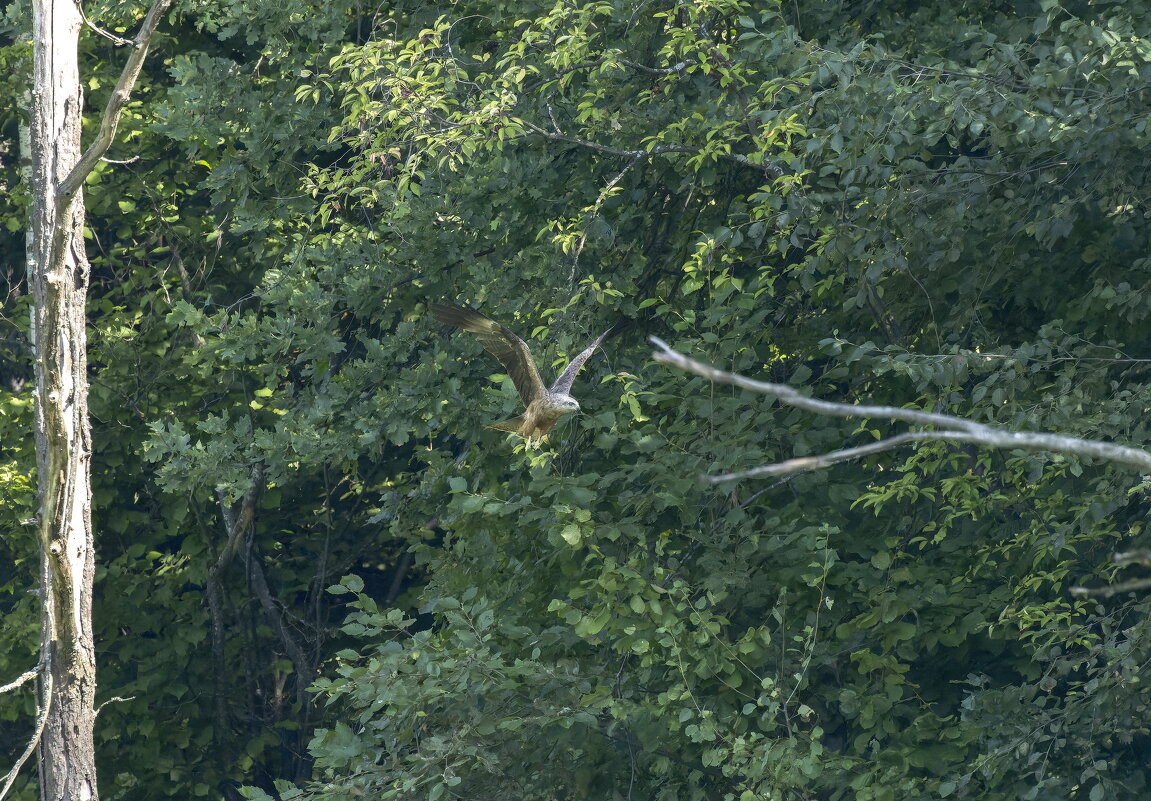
[56,0,172,206]
[0,669,37,696]
[1068,551,1151,597]
[616,58,694,75]
[244,551,316,708]
[1069,577,1151,598]
[649,336,1151,480]
[215,462,265,571]
[204,461,264,761]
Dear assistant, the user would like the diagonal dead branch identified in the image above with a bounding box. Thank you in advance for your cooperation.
[56,0,173,206]
[649,336,1151,480]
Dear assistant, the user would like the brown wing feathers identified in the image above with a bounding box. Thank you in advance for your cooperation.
[432,302,610,406]
[430,304,546,405]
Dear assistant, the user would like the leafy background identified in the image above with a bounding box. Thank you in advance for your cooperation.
[2,0,1151,799]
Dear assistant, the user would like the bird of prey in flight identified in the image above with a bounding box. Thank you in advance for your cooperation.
[431,303,611,447]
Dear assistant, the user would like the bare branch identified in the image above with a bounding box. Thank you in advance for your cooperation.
[95,695,136,717]
[526,56,695,92]
[1067,552,1151,597]
[521,121,783,177]
[0,664,50,801]
[653,337,983,431]
[0,669,37,696]
[521,120,647,159]
[1113,550,1151,567]
[617,58,694,75]
[1069,577,1151,598]
[705,432,929,482]
[56,0,173,205]
[650,336,1151,480]
[245,551,316,706]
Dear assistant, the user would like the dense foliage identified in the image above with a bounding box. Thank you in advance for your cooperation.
[3,0,1151,799]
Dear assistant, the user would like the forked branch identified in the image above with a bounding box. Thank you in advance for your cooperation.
[649,336,1151,481]
[0,657,50,801]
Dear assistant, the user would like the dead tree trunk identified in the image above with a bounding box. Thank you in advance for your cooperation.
[28,1,98,797]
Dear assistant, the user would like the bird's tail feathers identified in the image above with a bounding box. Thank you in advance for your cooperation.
[485,416,526,433]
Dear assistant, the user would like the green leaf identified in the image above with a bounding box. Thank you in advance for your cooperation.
[560,523,582,545]
[575,608,610,637]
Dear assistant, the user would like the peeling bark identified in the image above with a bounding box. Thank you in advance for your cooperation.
[29,0,97,797]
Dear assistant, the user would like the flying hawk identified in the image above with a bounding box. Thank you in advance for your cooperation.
[431,303,610,446]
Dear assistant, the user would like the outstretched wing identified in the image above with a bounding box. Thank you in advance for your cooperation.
[431,303,546,406]
[549,325,612,396]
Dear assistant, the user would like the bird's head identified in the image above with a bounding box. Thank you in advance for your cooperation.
[555,395,581,414]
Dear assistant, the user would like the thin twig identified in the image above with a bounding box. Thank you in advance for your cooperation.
[570,151,648,269]
[617,58,693,75]
[709,432,928,482]
[95,695,137,717]
[76,1,132,46]
[521,121,783,177]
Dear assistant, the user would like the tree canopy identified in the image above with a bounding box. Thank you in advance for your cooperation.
[2,0,1151,799]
